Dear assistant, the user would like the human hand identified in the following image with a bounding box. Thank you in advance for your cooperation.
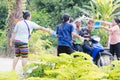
[51,30,57,39]
[9,38,13,47]
[84,37,90,41]
[99,26,104,29]
[10,42,12,47]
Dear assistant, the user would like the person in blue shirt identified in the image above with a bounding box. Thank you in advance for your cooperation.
[56,13,82,56]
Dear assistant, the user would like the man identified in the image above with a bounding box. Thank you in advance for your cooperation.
[80,20,94,55]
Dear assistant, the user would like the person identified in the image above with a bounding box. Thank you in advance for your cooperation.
[80,20,94,56]
[100,18,120,60]
[69,18,74,23]
[10,11,52,70]
[56,13,82,56]
[72,18,83,52]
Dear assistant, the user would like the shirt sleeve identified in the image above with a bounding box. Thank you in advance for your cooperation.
[31,22,40,29]
[56,25,59,35]
[14,23,19,31]
[70,24,74,33]
[110,25,119,32]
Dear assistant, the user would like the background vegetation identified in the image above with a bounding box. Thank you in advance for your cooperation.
[0,0,120,52]
[0,0,120,79]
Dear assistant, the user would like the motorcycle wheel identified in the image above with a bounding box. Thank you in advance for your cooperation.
[96,54,114,67]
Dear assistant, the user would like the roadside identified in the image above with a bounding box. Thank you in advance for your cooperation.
[0,58,22,72]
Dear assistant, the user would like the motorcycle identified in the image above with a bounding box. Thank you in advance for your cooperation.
[90,35,114,67]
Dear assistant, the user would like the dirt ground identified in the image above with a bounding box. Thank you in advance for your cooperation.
[0,58,22,72]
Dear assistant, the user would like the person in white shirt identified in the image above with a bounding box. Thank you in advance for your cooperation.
[10,11,52,70]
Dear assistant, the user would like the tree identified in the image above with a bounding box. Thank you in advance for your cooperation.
[79,0,120,20]
[0,0,8,30]
[0,0,8,52]
[6,0,26,56]
[26,0,91,29]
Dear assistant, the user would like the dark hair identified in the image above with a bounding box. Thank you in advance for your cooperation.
[88,20,94,25]
[69,18,74,23]
[23,11,30,19]
[114,18,120,24]
[62,13,70,23]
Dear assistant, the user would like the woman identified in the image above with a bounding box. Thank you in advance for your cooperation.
[72,18,83,52]
[56,13,82,56]
[80,20,94,56]
[10,11,51,70]
[100,18,120,60]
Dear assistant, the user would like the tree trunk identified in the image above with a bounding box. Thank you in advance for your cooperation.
[6,0,23,57]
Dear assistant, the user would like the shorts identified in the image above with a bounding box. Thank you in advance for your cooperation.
[110,42,120,59]
[57,46,75,56]
[14,40,28,58]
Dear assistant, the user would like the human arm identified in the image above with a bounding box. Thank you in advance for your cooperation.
[100,25,118,32]
[72,32,83,41]
[10,30,17,46]
[31,22,53,35]
[37,26,53,35]
[100,26,110,32]
[100,20,112,26]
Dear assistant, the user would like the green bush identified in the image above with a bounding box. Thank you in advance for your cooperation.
[0,53,120,80]
[101,61,120,80]
[0,71,19,80]
[29,30,57,54]
[91,29,109,47]
[0,30,7,50]
[31,10,52,29]
[24,52,109,80]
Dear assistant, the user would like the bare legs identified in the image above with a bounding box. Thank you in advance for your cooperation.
[21,58,28,67]
[12,56,28,70]
[13,57,20,70]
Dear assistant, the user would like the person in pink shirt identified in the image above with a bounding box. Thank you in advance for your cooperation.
[100,18,120,60]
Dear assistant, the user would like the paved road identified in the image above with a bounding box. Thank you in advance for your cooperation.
[0,58,22,72]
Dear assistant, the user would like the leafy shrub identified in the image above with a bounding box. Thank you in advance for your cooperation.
[91,29,108,47]
[29,30,57,55]
[31,10,52,29]
[0,71,19,80]
[101,60,120,80]
[24,52,109,80]
[0,30,7,50]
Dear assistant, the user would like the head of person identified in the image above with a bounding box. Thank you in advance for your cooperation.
[112,18,120,26]
[87,20,94,30]
[69,18,74,23]
[62,13,70,23]
[74,18,81,28]
[23,11,31,20]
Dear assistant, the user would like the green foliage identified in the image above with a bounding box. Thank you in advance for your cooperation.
[25,77,55,80]
[91,29,109,47]
[29,30,57,54]
[27,0,91,29]
[31,10,52,28]
[0,0,8,30]
[24,52,111,80]
[24,63,46,77]
[101,60,120,80]
[0,30,7,50]
[0,71,19,80]
[90,0,120,20]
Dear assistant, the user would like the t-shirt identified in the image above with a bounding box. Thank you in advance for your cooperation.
[14,20,40,43]
[79,28,91,38]
[56,22,74,47]
[73,25,83,44]
[109,25,120,44]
